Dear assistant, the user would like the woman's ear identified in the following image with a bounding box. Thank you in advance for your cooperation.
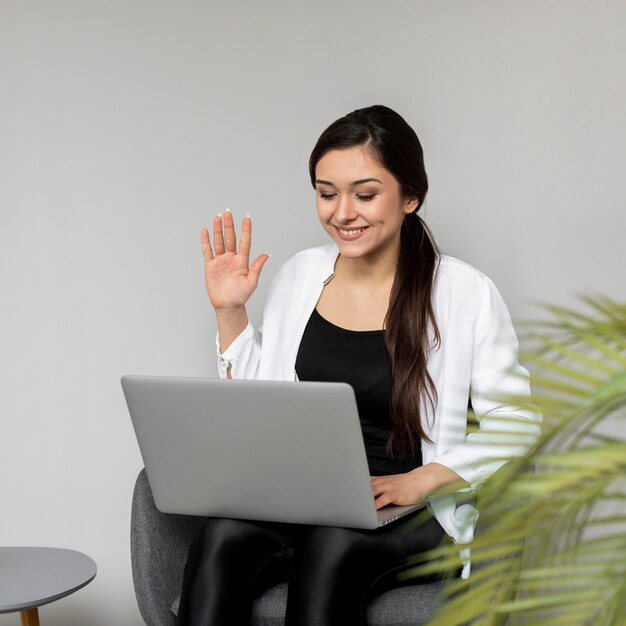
[403,195,420,214]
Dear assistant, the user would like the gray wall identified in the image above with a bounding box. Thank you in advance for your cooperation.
[1,1,624,624]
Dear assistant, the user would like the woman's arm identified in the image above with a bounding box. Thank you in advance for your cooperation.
[201,210,269,379]
[215,306,250,354]
[432,276,541,489]
[372,275,541,507]
[215,321,262,379]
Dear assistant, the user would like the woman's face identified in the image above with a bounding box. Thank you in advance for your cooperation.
[314,146,418,262]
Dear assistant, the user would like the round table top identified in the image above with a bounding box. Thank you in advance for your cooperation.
[0,547,97,614]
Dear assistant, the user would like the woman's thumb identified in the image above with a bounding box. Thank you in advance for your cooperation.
[249,254,271,282]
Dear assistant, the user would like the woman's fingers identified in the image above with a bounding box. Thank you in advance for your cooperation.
[213,214,225,255]
[223,208,237,253]
[371,474,425,509]
[371,476,388,495]
[239,214,252,258]
[371,477,390,506]
[200,227,214,261]
[375,493,393,510]
[207,210,257,266]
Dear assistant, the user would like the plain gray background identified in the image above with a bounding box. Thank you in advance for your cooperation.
[1,1,624,624]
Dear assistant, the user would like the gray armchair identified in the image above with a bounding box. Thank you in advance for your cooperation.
[131,469,459,625]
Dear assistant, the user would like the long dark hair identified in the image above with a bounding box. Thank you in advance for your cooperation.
[309,105,441,458]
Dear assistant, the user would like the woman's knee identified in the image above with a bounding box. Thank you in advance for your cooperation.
[298,526,371,571]
[192,517,263,558]
[191,517,298,569]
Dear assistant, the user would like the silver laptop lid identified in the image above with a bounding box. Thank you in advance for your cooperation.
[122,375,425,529]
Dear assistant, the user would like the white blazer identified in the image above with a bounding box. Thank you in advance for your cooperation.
[216,243,541,577]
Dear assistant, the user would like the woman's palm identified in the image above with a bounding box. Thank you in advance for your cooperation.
[201,211,269,310]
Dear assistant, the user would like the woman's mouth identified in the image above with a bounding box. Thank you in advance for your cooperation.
[334,226,369,241]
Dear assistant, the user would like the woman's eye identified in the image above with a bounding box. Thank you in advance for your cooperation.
[357,194,376,202]
[320,192,337,200]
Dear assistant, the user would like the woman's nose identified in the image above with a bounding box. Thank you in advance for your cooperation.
[334,197,358,222]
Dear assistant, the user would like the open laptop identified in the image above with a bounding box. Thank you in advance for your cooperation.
[121,375,426,529]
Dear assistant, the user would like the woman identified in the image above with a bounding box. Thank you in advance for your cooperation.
[176,105,540,625]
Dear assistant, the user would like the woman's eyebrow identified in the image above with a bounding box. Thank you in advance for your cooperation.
[315,178,383,187]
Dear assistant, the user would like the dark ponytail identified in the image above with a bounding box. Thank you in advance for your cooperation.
[309,105,440,459]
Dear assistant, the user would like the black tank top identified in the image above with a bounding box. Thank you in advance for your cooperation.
[295,308,422,476]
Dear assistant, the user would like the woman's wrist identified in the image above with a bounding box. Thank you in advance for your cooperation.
[215,304,247,319]
[215,306,249,354]
[410,462,467,496]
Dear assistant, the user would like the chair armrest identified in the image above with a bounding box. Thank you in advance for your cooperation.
[130,469,206,626]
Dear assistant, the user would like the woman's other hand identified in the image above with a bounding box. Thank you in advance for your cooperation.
[371,463,467,510]
[201,209,270,311]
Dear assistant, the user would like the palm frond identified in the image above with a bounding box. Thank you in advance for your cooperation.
[413,295,626,626]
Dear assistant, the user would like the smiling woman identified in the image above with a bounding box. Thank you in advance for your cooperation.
[308,108,441,464]
[180,105,541,626]
[314,148,416,255]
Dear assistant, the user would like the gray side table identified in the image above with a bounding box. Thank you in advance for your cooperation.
[0,547,97,625]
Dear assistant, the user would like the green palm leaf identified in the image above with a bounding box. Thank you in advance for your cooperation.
[413,296,626,626]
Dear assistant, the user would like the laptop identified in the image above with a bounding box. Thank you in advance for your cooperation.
[121,375,426,529]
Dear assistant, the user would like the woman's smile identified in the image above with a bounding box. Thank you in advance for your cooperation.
[334,225,369,240]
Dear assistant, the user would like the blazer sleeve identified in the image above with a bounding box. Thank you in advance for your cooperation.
[215,322,262,379]
[433,277,542,489]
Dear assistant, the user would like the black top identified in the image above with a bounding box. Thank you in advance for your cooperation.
[295,307,422,476]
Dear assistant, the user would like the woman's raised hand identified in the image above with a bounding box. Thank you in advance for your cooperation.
[201,209,270,311]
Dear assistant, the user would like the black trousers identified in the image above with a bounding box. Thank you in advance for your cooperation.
[175,510,459,626]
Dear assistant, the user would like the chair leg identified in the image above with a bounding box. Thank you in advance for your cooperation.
[20,608,40,626]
